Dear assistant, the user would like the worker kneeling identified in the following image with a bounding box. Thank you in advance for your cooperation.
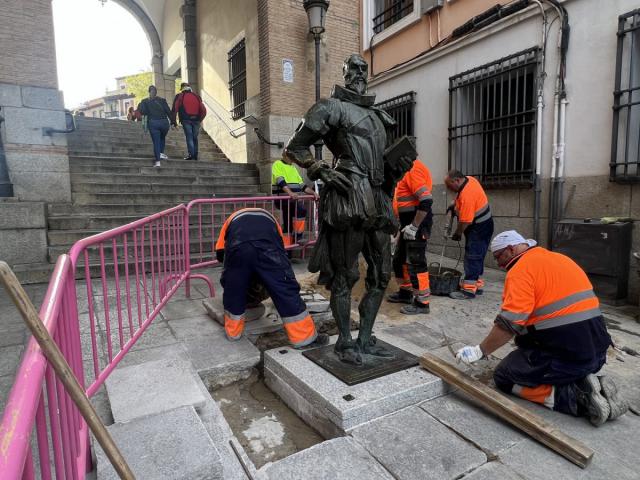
[456,230,628,426]
[215,208,329,348]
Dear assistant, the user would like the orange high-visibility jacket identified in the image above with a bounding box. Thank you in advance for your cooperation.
[393,160,433,216]
[215,208,285,251]
[499,247,601,333]
[454,176,491,224]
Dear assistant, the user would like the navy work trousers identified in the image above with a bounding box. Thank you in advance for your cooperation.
[220,239,306,319]
[494,347,607,416]
[463,217,494,282]
[182,120,201,159]
[148,118,170,163]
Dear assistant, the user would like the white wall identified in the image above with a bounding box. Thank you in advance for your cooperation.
[369,0,640,181]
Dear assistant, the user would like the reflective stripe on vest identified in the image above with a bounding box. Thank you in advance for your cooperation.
[281,310,317,347]
[474,204,492,224]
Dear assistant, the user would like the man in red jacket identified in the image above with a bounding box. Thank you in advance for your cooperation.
[171,82,207,160]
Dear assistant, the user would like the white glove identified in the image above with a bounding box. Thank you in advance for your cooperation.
[401,223,419,241]
[455,345,484,365]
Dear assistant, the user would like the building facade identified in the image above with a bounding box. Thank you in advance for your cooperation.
[360,0,640,302]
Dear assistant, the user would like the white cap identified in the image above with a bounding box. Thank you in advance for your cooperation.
[490,230,537,253]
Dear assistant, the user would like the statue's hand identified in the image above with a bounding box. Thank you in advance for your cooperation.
[318,168,352,196]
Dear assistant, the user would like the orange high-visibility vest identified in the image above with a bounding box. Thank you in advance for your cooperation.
[498,247,601,335]
[393,160,433,215]
[454,176,491,224]
[215,208,286,251]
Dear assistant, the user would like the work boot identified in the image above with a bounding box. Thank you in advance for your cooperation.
[387,290,413,304]
[575,374,611,427]
[400,300,430,315]
[449,290,475,300]
[598,375,629,420]
[295,333,330,350]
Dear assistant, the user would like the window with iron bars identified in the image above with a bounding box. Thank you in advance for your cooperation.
[374,91,416,145]
[449,48,539,189]
[373,0,414,34]
[228,39,247,120]
[611,9,640,182]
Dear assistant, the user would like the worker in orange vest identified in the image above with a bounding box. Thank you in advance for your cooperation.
[387,159,433,315]
[215,208,329,348]
[456,230,627,426]
[444,169,494,299]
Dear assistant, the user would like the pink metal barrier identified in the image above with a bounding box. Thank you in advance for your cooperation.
[185,195,318,296]
[0,195,318,479]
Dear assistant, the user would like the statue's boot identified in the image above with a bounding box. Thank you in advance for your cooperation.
[356,286,394,358]
[331,277,362,366]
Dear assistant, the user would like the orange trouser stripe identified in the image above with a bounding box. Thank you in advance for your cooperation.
[283,235,294,247]
[283,314,317,347]
[476,279,485,289]
[460,280,478,294]
[293,218,306,234]
[514,384,553,405]
[399,264,411,289]
[224,316,245,340]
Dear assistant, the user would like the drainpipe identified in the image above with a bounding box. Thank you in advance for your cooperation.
[0,107,14,198]
[556,96,568,220]
[532,0,547,243]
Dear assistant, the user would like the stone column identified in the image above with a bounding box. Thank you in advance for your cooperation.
[182,0,199,92]
[0,107,14,197]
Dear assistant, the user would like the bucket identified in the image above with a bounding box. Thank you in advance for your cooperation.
[428,262,462,296]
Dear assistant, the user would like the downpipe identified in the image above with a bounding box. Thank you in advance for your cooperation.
[548,90,560,247]
[534,88,544,242]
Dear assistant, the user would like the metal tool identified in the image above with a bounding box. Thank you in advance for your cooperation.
[437,209,455,274]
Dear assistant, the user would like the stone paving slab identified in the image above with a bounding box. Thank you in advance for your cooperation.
[168,314,223,340]
[106,357,206,423]
[259,437,394,480]
[95,406,222,480]
[420,393,524,456]
[264,341,447,435]
[351,406,487,480]
[180,325,260,389]
[160,297,208,321]
[459,461,524,480]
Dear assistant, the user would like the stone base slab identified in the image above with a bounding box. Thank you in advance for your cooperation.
[264,338,448,437]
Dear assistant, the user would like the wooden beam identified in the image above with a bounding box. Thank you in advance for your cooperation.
[420,352,594,469]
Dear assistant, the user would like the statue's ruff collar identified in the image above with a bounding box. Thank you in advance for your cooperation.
[331,85,376,107]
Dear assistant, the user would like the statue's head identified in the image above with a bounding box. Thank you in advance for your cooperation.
[343,54,368,95]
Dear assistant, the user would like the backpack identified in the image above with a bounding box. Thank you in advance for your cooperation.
[178,91,207,122]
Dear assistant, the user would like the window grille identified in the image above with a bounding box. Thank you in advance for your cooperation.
[449,48,539,188]
[375,91,416,145]
[228,39,247,120]
[611,9,640,182]
[373,0,413,34]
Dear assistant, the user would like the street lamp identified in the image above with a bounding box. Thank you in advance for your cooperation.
[303,0,329,160]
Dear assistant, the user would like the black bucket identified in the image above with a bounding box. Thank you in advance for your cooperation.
[428,262,462,296]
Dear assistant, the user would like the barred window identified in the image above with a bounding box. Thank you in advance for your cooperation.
[375,91,416,146]
[449,48,539,188]
[611,10,640,182]
[228,39,247,120]
[373,0,413,34]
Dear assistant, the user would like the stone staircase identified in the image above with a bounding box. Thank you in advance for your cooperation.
[40,117,260,271]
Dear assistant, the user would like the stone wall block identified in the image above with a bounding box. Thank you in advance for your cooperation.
[0,83,23,108]
[0,202,45,229]
[562,175,631,219]
[5,152,70,173]
[486,189,520,217]
[519,178,550,219]
[21,86,64,110]
[10,171,72,203]
[2,107,66,146]
[0,229,47,265]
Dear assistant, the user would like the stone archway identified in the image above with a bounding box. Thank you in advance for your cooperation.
[111,0,174,99]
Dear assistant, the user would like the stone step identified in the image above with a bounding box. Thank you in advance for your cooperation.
[71,180,259,195]
[48,223,223,244]
[70,173,258,186]
[71,189,260,204]
[95,406,223,480]
[68,141,222,155]
[68,146,224,158]
[69,155,249,168]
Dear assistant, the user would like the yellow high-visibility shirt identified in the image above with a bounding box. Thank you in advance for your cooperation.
[271,160,305,193]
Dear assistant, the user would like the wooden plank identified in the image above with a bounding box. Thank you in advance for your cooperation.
[420,352,594,469]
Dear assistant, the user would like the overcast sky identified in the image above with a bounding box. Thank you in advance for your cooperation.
[52,0,152,108]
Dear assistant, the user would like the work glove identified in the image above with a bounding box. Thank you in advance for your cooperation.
[401,223,419,241]
[451,232,462,242]
[456,345,484,365]
[316,167,352,196]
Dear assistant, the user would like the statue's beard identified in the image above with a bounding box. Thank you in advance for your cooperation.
[346,78,367,94]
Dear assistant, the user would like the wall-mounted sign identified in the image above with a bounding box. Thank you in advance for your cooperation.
[283,59,294,83]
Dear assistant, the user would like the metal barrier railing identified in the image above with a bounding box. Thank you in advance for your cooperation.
[0,195,318,478]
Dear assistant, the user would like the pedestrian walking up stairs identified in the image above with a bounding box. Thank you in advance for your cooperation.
[17,116,261,281]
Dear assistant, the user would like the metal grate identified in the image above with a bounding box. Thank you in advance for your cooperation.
[375,91,416,145]
[611,9,640,182]
[228,39,247,120]
[373,0,414,34]
[448,48,539,189]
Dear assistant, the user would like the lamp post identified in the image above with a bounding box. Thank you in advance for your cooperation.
[303,0,329,160]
